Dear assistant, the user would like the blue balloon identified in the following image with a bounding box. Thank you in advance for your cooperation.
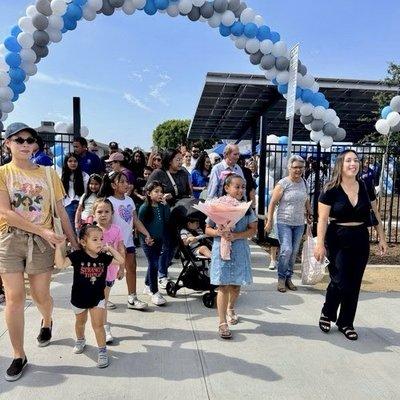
[272,78,278,86]
[61,27,68,34]
[52,144,65,157]
[154,0,169,10]
[4,36,21,52]
[230,21,244,36]
[9,67,26,83]
[66,3,83,21]
[295,87,303,99]
[243,23,258,38]
[219,24,231,37]
[278,136,288,145]
[63,16,77,31]
[9,82,25,95]
[11,92,19,102]
[257,25,271,41]
[301,88,314,103]
[322,99,329,109]
[73,0,87,5]
[5,52,21,68]
[11,25,22,37]
[381,105,393,119]
[270,31,280,43]
[55,155,64,168]
[144,0,157,15]
[278,83,288,94]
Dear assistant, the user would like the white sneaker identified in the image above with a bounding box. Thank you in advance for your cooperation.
[158,277,170,289]
[97,349,109,368]
[151,292,167,306]
[107,301,116,310]
[142,285,152,295]
[73,338,86,354]
[127,294,148,310]
[268,261,277,270]
[104,324,113,344]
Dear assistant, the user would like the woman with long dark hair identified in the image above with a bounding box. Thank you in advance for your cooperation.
[147,151,162,171]
[62,153,89,229]
[191,153,212,199]
[314,149,387,341]
[130,150,146,179]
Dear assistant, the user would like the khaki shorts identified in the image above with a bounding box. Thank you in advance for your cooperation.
[0,228,55,275]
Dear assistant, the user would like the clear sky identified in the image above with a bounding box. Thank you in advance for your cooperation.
[1,1,399,149]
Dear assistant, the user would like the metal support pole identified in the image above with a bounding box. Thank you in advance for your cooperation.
[257,113,268,241]
[287,116,294,159]
[251,121,258,154]
[313,143,322,235]
[73,97,81,137]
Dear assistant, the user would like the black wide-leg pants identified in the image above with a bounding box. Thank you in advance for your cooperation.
[322,223,370,327]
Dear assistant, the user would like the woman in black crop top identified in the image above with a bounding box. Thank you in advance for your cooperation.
[314,150,386,341]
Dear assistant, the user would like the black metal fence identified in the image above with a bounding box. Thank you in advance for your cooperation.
[259,143,400,244]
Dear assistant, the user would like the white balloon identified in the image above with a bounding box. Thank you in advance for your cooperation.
[312,105,326,120]
[264,67,278,81]
[254,15,264,27]
[83,7,97,21]
[20,48,36,63]
[81,126,89,137]
[87,0,103,11]
[47,29,63,43]
[192,0,206,6]
[122,0,136,15]
[0,87,13,101]
[386,111,400,127]
[234,36,247,50]
[55,121,68,133]
[267,134,279,144]
[245,38,260,54]
[66,123,74,134]
[300,103,314,116]
[18,17,35,34]
[208,13,222,28]
[0,72,11,86]
[310,130,323,143]
[320,135,333,149]
[0,59,10,73]
[301,74,315,89]
[390,95,400,113]
[178,0,192,14]
[1,101,14,114]
[272,41,287,58]
[51,0,68,16]
[48,15,64,30]
[240,7,256,24]
[294,98,303,111]
[20,61,37,76]
[0,113,8,121]
[26,5,39,18]
[324,108,337,123]
[260,39,273,55]
[375,119,390,135]
[17,32,33,49]
[132,0,146,8]
[311,82,319,93]
[332,116,340,127]
[305,124,312,131]
[0,44,6,56]
[221,10,235,26]
[166,4,179,17]
[276,71,289,85]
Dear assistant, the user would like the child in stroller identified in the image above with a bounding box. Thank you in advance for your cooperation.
[180,216,212,259]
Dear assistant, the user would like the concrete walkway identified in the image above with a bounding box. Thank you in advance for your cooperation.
[1,243,400,399]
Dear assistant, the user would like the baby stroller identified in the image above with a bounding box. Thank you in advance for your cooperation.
[165,198,217,308]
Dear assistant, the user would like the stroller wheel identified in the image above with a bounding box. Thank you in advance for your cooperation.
[166,281,177,297]
[202,292,215,308]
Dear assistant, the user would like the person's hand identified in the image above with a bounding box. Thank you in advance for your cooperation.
[163,193,173,201]
[221,230,233,242]
[306,213,313,225]
[102,243,111,253]
[145,236,154,246]
[117,267,125,280]
[265,220,272,234]
[379,239,387,256]
[40,228,65,248]
[314,243,326,263]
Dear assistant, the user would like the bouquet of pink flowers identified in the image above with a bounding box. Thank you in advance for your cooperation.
[193,196,252,260]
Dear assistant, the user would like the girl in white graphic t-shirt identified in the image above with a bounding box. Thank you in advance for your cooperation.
[99,172,153,310]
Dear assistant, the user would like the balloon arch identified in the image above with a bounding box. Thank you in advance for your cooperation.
[0,0,347,148]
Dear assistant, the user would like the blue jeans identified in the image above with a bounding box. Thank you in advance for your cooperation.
[277,223,304,280]
[65,201,79,231]
[158,234,176,279]
[141,239,163,294]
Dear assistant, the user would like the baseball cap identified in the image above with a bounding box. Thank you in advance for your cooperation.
[105,152,124,163]
[4,122,38,140]
[108,141,118,149]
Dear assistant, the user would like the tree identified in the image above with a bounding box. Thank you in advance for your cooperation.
[152,119,215,150]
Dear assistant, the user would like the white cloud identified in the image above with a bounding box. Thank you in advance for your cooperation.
[129,71,143,81]
[149,72,172,106]
[123,93,152,112]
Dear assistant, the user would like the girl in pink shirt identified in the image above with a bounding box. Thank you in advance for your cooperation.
[93,199,125,344]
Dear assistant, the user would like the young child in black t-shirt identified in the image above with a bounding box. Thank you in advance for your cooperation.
[55,224,124,369]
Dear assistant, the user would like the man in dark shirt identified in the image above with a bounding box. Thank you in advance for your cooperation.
[31,136,53,166]
[73,136,104,175]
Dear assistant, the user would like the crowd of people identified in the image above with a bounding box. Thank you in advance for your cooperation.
[0,123,387,381]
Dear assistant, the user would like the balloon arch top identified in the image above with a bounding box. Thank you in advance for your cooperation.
[0,0,347,148]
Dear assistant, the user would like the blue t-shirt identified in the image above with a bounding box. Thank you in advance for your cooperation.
[78,151,104,175]
[191,169,209,199]
[31,151,53,167]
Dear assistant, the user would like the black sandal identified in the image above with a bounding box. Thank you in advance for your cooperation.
[319,315,331,333]
[338,326,358,341]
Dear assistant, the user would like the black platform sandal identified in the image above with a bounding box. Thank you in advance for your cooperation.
[338,326,358,341]
[319,315,331,333]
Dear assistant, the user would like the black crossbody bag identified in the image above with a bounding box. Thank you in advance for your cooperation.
[360,179,379,227]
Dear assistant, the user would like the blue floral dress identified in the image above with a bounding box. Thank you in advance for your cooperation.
[207,210,257,286]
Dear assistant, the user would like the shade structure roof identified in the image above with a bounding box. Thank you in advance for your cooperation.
[188,72,399,143]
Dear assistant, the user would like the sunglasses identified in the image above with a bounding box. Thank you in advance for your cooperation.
[154,157,162,161]
[11,137,36,145]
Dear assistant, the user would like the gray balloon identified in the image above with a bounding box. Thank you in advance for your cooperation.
[390,95,400,113]
[228,0,241,12]
[310,119,324,132]
[32,44,49,58]
[0,111,2,120]
[213,0,228,13]
[33,30,50,47]
[32,13,49,30]
[0,121,3,132]
[250,51,263,65]
[323,122,338,137]
[244,48,251,56]
[109,0,124,6]
[36,0,52,16]
[298,63,307,76]
[295,108,301,116]
[275,56,290,71]
[200,2,214,18]
[334,127,346,141]
[300,115,314,125]
[100,0,115,16]
[34,55,41,64]
[188,6,201,21]
[234,2,247,18]
[261,54,275,70]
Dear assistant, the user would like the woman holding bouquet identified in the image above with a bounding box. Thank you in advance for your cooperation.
[205,174,257,339]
